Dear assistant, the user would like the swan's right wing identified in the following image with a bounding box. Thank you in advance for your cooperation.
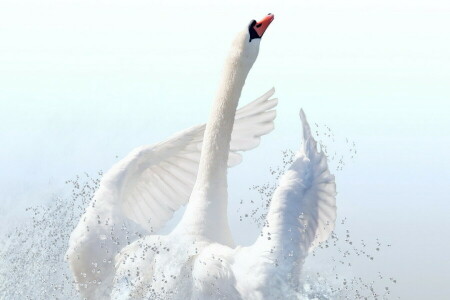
[229,88,278,166]
[116,88,278,232]
[67,89,278,299]
[66,125,206,299]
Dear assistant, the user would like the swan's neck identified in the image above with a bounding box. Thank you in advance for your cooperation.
[179,47,256,246]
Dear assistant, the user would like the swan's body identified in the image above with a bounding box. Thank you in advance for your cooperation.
[111,110,335,300]
[67,14,336,300]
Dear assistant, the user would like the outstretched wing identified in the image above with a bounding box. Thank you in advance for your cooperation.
[66,89,277,299]
[233,110,336,296]
[264,109,336,253]
[295,109,337,250]
[229,88,277,166]
[120,87,277,231]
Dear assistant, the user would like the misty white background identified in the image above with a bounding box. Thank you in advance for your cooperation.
[1,0,449,299]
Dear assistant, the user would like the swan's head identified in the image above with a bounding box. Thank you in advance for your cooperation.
[230,13,274,66]
[248,13,275,42]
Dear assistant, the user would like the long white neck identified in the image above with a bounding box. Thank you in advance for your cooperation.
[178,37,258,246]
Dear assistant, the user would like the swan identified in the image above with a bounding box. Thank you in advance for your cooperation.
[67,14,277,299]
[67,13,336,300]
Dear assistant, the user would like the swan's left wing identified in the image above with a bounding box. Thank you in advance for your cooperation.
[233,110,336,296]
[268,109,336,252]
[291,109,337,250]
[253,109,336,258]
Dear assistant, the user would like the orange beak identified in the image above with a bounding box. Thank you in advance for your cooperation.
[254,13,275,38]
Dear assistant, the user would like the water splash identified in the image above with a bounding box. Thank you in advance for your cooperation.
[236,130,398,299]
[0,129,397,299]
[0,172,102,299]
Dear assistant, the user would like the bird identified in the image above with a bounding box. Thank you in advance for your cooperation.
[67,13,336,300]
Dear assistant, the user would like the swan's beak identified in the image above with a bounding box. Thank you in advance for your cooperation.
[254,13,274,38]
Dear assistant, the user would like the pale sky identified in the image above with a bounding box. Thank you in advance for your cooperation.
[1,0,450,299]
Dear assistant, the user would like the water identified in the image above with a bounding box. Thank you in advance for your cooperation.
[0,127,398,299]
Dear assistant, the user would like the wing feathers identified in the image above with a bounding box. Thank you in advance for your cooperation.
[101,88,278,234]
[235,88,275,118]
[231,89,277,153]
[264,109,337,254]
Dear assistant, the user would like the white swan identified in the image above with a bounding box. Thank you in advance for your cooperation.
[67,14,277,299]
[67,14,336,300]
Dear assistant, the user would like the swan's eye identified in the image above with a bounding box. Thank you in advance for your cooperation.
[248,20,260,42]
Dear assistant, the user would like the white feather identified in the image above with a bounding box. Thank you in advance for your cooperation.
[66,89,277,299]
[68,14,337,300]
